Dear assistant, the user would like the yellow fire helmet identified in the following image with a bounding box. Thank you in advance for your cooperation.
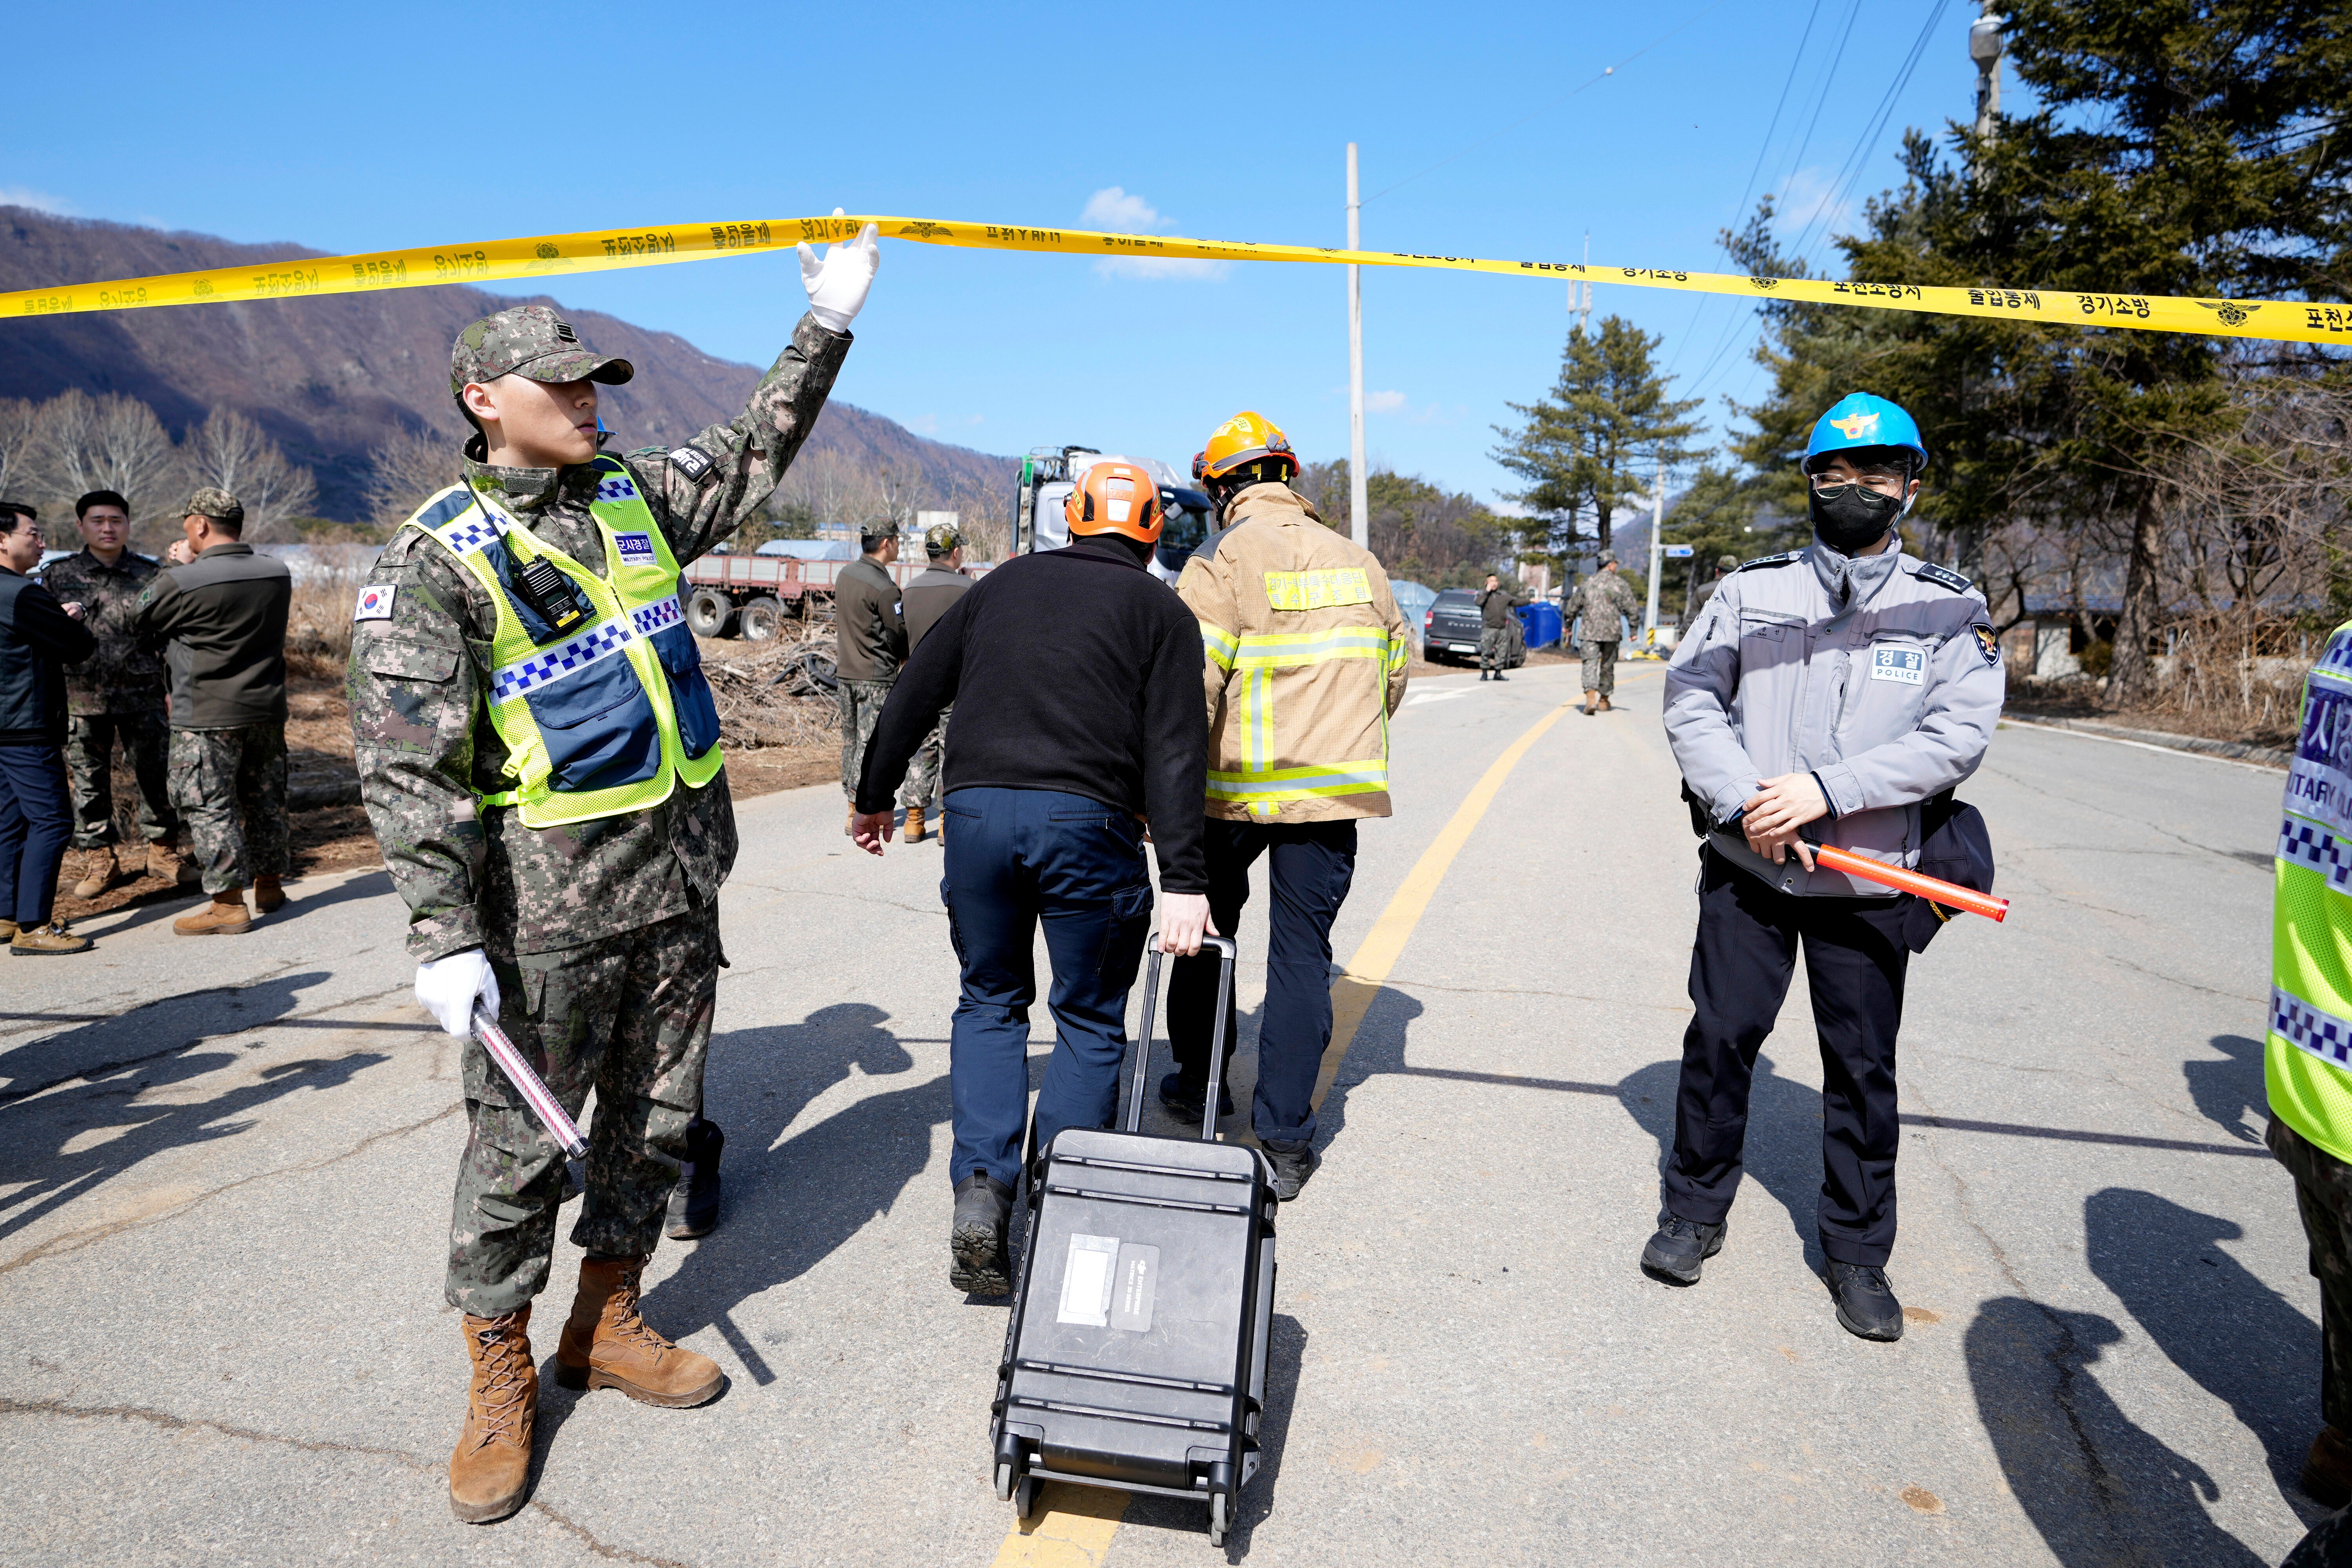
[1063,461,1166,544]
[1191,410,1299,486]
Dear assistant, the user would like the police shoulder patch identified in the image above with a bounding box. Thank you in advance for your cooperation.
[668,444,715,481]
[1732,551,1803,573]
[1913,560,1974,593]
[1972,622,2001,667]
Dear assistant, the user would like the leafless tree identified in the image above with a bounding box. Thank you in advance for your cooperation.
[30,392,183,544]
[363,426,465,529]
[0,400,41,508]
[183,410,318,542]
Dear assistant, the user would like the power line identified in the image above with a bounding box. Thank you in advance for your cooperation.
[1361,0,1739,206]
[1786,0,1952,264]
[1728,0,1826,232]
[1764,0,1867,218]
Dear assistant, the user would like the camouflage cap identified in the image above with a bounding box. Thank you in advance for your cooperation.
[183,488,244,528]
[925,522,965,555]
[450,305,634,399]
[1597,550,1618,566]
[1717,552,1739,570]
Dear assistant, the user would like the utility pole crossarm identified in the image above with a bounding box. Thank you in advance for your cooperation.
[1347,144,1369,552]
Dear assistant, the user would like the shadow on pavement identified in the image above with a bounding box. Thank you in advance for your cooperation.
[1311,987,1425,1151]
[1114,1312,1309,1558]
[2185,1034,2270,1146]
[82,868,395,943]
[1617,1049,1828,1272]
[2085,1186,2325,1518]
[0,971,387,1245]
[1966,1293,2271,1565]
[641,1003,942,1385]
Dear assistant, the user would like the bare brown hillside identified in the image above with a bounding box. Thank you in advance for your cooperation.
[0,207,1013,520]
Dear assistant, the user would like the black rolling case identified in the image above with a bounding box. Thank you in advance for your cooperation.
[989,933,1276,1547]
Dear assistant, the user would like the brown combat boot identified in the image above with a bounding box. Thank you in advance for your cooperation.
[69,846,123,900]
[1582,689,1600,715]
[11,920,91,956]
[147,842,198,885]
[904,806,926,844]
[2305,1425,2352,1508]
[449,1306,537,1524]
[0,919,15,944]
[252,874,285,914]
[554,1255,724,1408]
[1597,693,1613,713]
[173,889,253,936]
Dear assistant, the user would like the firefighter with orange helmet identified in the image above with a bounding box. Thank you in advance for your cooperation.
[1169,412,1412,1201]
[849,459,1214,1296]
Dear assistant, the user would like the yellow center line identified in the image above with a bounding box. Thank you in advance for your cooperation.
[982,699,1575,1565]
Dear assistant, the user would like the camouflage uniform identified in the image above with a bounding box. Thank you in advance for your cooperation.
[170,725,289,890]
[900,705,952,808]
[40,548,176,850]
[347,305,849,1314]
[1568,569,1644,697]
[838,677,898,804]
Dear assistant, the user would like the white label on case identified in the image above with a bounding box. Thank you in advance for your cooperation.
[1056,1234,1119,1327]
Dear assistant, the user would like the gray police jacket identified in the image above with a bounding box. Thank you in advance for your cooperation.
[1663,539,2004,897]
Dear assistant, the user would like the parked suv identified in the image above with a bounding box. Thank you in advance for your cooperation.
[1423,589,1524,668]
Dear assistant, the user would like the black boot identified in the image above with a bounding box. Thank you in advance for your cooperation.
[1493,671,1509,681]
[1261,1138,1320,1202]
[1827,1261,1904,1341]
[950,1173,1015,1296]
[665,1116,725,1240]
[1159,1071,1234,1123]
[1640,1209,1726,1285]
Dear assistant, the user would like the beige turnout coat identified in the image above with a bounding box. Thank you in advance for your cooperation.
[1175,484,1411,822]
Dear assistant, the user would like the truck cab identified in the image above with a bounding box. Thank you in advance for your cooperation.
[1015,444,1216,584]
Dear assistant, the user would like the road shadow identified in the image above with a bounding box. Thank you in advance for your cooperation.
[0,971,387,1245]
[1310,985,1427,1154]
[1112,1312,1310,1558]
[1966,1294,2270,1564]
[82,868,395,943]
[1617,1047,1828,1272]
[2185,1034,2269,1146]
[2085,1187,2325,1518]
[638,1003,943,1385]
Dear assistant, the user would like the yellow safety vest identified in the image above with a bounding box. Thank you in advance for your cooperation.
[400,457,723,829]
[2271,619,2352,1162]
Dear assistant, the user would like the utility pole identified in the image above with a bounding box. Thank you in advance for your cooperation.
[1642,450,1665,646]
[1347,143,1368,550]
[1969,7,2004,181]
[1573,231,1593,334]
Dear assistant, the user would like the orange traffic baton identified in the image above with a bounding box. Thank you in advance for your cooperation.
[1813,844,2010,923]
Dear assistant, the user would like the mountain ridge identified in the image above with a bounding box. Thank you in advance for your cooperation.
[0,207,1013,521]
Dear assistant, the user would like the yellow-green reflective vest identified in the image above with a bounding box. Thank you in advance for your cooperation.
[2270,619,2352,1162]
[400,457,723,829]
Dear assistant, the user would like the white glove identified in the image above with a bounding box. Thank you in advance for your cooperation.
[416,948,501,1038]
[799,207,880,334]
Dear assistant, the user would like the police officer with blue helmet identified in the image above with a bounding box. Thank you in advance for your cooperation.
[1647,392,2005,1340]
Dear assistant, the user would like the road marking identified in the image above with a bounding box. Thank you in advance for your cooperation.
[980,699,1573,1565]
[1997,716,2284,772]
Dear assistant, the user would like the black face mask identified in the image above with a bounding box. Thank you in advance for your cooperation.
[1809,483,1904,554]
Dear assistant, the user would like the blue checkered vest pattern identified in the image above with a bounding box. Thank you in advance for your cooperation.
[399,457,723,829]
[2272,621,2352,1162]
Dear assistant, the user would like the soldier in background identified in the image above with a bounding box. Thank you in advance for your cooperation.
[897,521,972,843]
[1566,552,1644,715]
[1687,552,1739,626]
[133,488,292,935]
[45,489,189,897]
[1476,572,1526,683]
[348,219,875,1526]
[833,523,907,835]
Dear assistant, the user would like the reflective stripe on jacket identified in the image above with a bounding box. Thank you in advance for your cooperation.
[1176,483,1410,822]
[402,457,723,829]
[2271,621,2352,1163]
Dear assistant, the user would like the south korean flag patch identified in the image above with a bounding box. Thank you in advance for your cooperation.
[615,532,657,564]
[353,583,396,622]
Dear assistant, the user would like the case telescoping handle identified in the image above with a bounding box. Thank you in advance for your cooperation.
[1125,933,1239,1140]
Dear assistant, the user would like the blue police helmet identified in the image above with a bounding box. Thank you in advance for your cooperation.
[1802,393,1929,474]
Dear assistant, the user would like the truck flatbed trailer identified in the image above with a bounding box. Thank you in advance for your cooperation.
[682,552,995,641]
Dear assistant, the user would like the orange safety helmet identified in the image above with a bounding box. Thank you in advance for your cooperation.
[1063,461,1165,543]
[1191,410,1298,486]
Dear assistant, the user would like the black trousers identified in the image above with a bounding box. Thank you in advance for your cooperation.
[1664,847,1911,1267]
[1169,817,1357,1145]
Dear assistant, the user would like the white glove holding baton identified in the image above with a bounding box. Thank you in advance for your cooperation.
[416,948,499,1036]
[799,207,880,334]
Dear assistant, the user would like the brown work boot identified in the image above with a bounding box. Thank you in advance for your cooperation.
[1582,689,1599,715]
[0,919,15,944]
[1597,693,1613,713]
[148,842,198,885]
[69,846,123,900]
[252,874,285,914]
[173,890,253,936]
[554,1255,724,1408]
[904,806,926,844]
[449,1306,537,1524]
[11,920,91,956]
[2306,1425,2352,1507]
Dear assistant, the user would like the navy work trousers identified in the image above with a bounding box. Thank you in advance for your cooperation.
[941,786,1153,1190]
[1665,846,1911,1267]
[1169,817,1357,1145]
[0,742,73,928]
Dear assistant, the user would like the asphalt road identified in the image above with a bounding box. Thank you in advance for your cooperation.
[0,660,2315,1566]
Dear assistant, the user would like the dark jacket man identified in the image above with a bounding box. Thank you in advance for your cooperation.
[133,540,292,729]
[0,563,94,744]
[833,539,907,814]
[0,503,97,952]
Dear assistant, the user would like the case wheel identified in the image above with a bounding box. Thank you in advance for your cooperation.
[1015,1476,1042,1519]
[994,1460,1014,1503]
[1207,1492,1230,1546]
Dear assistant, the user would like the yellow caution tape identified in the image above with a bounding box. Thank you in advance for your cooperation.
[3,212,2343,346]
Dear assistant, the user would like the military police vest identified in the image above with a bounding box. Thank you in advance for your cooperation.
[399,457,723,829]
[2273,621,2352,1163]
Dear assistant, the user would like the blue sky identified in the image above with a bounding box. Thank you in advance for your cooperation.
[6,0,1997,506]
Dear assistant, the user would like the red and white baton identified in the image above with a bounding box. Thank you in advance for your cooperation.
[1813,844,2010,922]
[471,1000,588,1158]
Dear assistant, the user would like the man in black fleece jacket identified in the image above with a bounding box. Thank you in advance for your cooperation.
[0,502,98,953]
[853,460,1211,1296]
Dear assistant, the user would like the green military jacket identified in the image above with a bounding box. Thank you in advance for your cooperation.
[1567,570,1643,643]
[348,314,850,960]
[40,548,165,716]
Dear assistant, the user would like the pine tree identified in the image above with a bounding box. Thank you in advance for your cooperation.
[1491,316,1702,557]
